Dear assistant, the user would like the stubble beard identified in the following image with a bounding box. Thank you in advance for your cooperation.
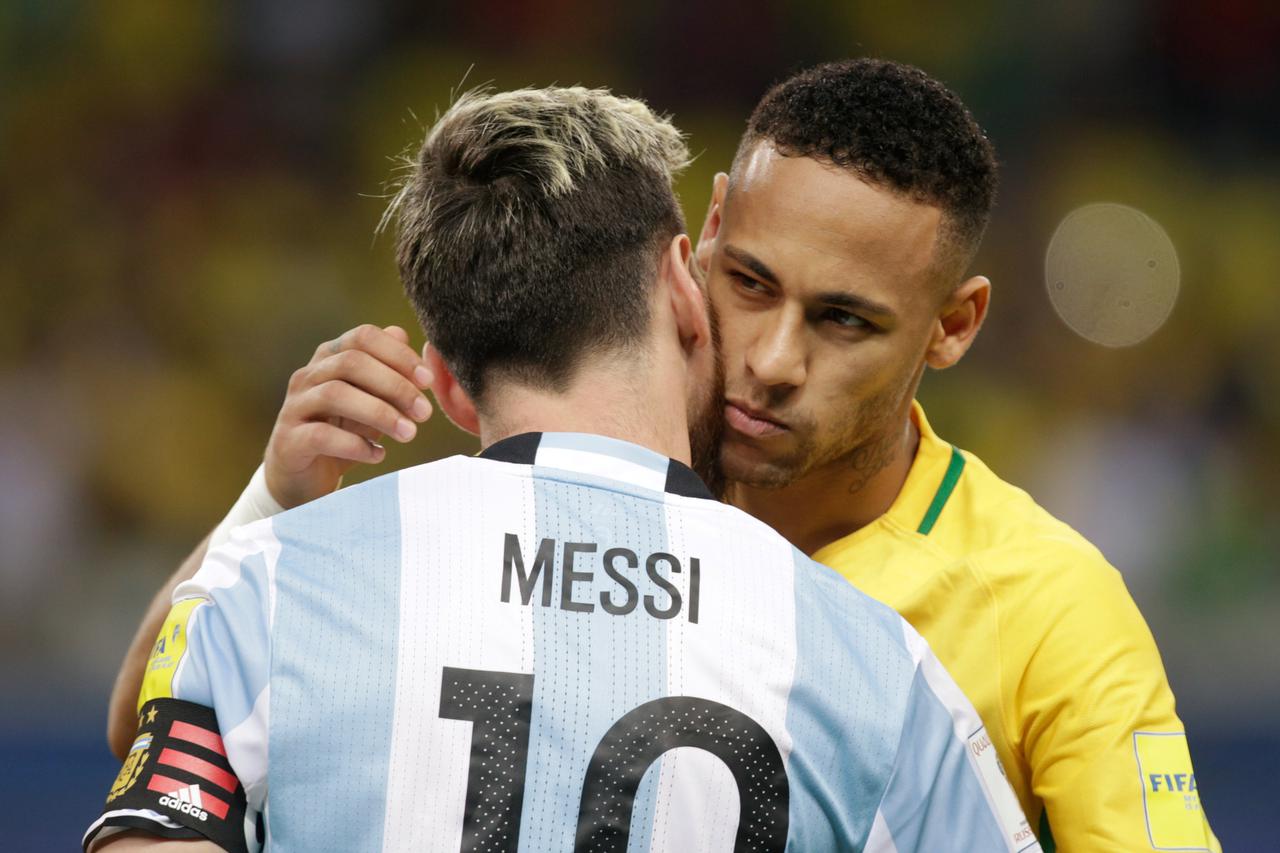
[720,378,906,496]
[688,303,728,498]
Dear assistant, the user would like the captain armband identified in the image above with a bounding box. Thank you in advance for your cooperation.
[84,699,250,853]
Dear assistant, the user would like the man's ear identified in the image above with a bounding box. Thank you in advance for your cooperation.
[693,172,729,277]
[422,343,480,435]
[926,275,991,370]
[665,234,711,357]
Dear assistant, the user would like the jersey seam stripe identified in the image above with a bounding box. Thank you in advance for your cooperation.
[964,551,1024,824]
[866,640,921,848]
[916,445,965,535]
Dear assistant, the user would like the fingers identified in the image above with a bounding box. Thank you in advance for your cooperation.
[294,324,435,446]
[313,323,433,389]
[301,348,432,433]
[279,422,387,467]
[382,325,411,345]
[293,378,419,443]
[265,323,429,507]
[333,416,383,444]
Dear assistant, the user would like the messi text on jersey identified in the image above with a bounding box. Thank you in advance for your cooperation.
[501,533,701,623]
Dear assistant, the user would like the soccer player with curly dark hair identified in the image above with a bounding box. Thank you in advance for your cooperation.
[695,59,1218,852]
[108,59,1218,852]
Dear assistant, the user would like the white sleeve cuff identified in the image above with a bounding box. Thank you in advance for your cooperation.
[209,464,287,549]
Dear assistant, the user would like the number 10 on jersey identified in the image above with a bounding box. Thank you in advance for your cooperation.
[439,667,790,851]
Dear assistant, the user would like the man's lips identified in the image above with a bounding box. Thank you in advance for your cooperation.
[725,401,788,438]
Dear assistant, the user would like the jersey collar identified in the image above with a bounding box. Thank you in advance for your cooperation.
[875,400,963,535]
[479,432,715,501]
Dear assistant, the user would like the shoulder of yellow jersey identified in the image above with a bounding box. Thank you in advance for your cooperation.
[929,445,1121,589]
[827,406,1217,852]
[924,443,1161,698]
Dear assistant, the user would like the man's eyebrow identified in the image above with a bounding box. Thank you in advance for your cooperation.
[723,245,780,285]
[724,244,896,319]
[817,291,896,319]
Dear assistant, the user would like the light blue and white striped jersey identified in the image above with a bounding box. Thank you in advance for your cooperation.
[129,432,1037,852]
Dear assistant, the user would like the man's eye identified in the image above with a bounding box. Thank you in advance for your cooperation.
[731,272,768,293]
[821,308,869,329]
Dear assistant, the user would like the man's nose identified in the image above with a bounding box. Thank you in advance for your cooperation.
[744,307,807,390]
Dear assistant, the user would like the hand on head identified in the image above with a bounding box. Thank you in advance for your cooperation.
[263,324,434,509]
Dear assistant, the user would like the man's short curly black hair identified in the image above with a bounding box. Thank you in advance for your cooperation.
[734,58,998,277]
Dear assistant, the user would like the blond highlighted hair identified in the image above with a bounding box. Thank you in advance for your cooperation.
[386,85,691,398]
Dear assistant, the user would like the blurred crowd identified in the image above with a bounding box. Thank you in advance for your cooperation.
[1,0,1276,844]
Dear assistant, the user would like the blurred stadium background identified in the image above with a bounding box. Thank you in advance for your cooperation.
[2,1,1276,849]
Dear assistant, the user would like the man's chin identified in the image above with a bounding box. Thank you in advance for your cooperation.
[719,445,804,491]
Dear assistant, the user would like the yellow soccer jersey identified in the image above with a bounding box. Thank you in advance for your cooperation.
[812,402,1220,853]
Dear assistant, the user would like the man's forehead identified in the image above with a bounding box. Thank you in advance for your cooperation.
[725,142,944,287]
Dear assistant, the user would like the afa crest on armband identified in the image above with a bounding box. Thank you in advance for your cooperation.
[107,732,153,803]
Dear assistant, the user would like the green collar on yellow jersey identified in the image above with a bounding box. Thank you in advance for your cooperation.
[811,401,966,564]
[917,444,965,535]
